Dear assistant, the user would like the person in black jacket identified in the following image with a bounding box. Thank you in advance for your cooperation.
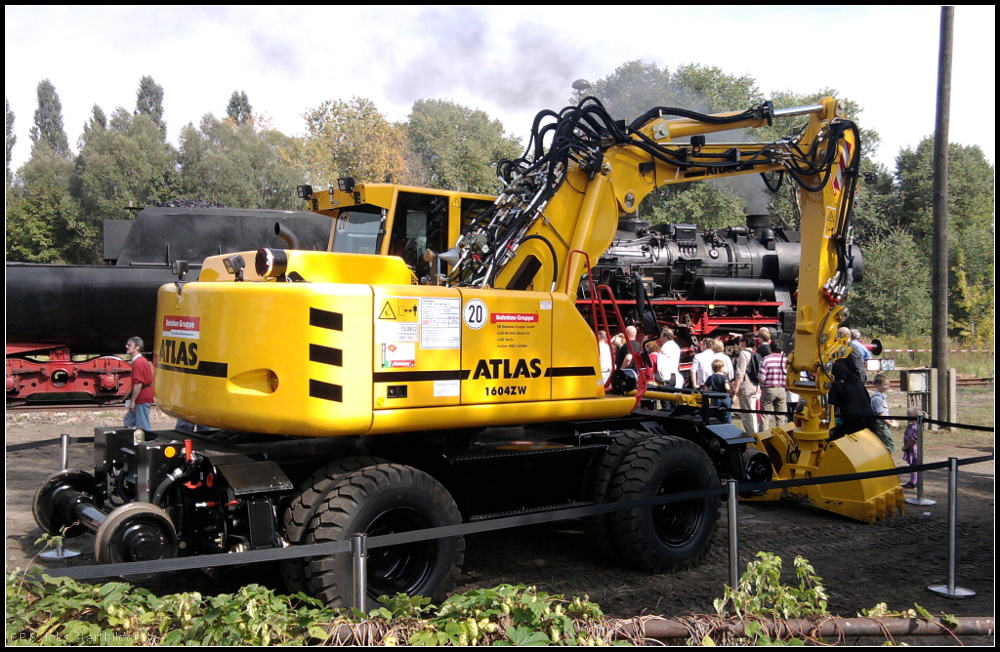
[828,358,880,441]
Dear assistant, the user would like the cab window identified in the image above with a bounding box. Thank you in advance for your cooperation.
[389,192,450,278]
[330,208,383,254]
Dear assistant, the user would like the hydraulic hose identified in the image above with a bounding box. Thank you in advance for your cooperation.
[517,235,559,291]
[151,467,186,507]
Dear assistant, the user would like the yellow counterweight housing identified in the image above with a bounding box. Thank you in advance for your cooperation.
[154,250,634,437]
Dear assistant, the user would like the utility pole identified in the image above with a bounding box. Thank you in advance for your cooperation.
[931,6,953,425]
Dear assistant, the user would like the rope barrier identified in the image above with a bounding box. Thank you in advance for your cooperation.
[32,450,993,582]
[6,435,94,452]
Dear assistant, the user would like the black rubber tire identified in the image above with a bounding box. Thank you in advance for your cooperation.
[606,435,720,573]
[279,456,387,594]
[300,464,464,610]
[582,430,652,556]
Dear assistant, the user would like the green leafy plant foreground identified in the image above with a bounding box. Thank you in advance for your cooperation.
[7,554,961,646]
[5,572,616,647]
[6,572,335,646]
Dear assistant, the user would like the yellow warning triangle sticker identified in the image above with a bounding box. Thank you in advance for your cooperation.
[378,301,397,320]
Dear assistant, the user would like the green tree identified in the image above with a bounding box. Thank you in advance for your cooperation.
[7,81,85,262]
[404,99,522,195]
[846,229,932,337]
[585,61,762,121]
[135,75,166,136]
[894,138,994,338]
[950,249,994,343]
[86,104,108,132]
[177,113,304,209]
[896,138,994,247]
[584,60,675,121]
[670,64,763,114]
[226,90,253,125]
[29,79,70,157]
[69,108,179,261]
[302,97,407,185]
[638,180,747,229]
[6,141,82,262]
[6,98,15,186]
[850,160,899,247]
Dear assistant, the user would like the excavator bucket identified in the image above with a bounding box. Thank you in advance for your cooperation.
[806,429,904,523]
[748,425,904,523]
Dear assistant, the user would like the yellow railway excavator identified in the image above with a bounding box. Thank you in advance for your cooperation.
[33,96,900,609]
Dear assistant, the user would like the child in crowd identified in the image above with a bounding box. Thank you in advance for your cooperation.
[870,373,897,453]
[902,406,924,488]
[704,359,732,423]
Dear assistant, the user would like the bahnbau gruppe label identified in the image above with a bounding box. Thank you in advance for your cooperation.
[490,313,539,323]
[162,315,200,340]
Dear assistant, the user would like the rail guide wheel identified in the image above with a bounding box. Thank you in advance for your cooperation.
[94,503,178,576]
[33,469,99,538]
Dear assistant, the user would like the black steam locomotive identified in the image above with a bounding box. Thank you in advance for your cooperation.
[577,214,858,349]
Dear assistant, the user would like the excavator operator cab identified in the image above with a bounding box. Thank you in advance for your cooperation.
[303,182,495,282]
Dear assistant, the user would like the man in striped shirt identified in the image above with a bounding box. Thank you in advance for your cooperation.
[759,339,788,433]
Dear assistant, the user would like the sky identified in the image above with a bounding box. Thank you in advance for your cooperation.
[5,6,995,176]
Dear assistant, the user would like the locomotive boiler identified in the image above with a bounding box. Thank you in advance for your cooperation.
[577,213,862,348]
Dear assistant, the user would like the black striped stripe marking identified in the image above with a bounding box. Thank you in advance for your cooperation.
[309,308,343,331]
[374,370,463,383]
[544,366,596,378]
[310,379,343,402]
[375,367,597,381]
[309,344,343,367]
[157,361,228,378]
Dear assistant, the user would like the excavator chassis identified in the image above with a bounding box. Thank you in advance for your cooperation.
[34,407,759,607]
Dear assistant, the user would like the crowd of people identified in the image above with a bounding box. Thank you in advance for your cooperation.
[600,324,920,485]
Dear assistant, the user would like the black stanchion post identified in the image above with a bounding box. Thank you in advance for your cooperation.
[907,414,935,507]
[928,457,974,598]
[727,479,739,591]
[352,533,368,610]
[40,434,81,560]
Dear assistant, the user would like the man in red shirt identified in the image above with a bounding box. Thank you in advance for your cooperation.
[125,336,154,431]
